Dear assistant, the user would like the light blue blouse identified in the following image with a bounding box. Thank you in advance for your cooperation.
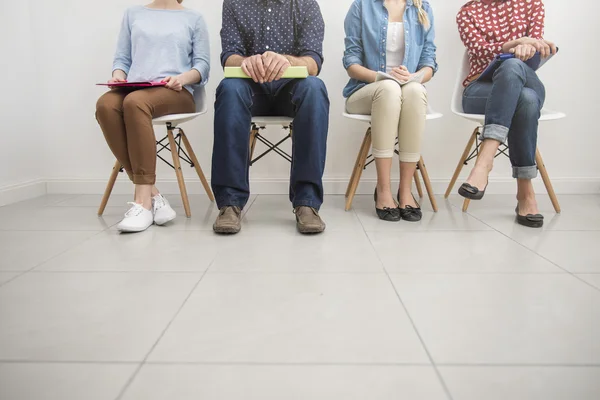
[113,6,210,95]
[342,0,438,98]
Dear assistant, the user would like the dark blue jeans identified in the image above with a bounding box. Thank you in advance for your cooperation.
[211,77,330,210]
[463,58,545,179]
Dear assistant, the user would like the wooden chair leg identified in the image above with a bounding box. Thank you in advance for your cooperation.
[536,148,561,213]
[179,128,215,202]
[414,170,424,198]
[167,129,192,218]
[249,127,259,162]
[345,127,368,199]
[345,128,372,211]
[418,157,438,212]
[445,127,479,198]
[98,160,121,216]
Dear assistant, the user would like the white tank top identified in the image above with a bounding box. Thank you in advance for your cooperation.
[386,22,406,73]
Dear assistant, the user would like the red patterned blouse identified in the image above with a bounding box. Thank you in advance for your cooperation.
[457,0,545,85]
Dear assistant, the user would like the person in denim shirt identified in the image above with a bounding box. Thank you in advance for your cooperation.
[343,0,437,222]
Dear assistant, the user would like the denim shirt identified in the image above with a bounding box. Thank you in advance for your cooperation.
[342,0,438,98]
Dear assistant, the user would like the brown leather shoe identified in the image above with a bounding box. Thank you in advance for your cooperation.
[294,206,326,234]
[213,206,242,234]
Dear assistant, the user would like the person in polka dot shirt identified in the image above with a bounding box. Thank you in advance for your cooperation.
[456,0,558,228]
[212,0,330,235]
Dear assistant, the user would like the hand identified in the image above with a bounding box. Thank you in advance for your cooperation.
[390,66,411,82]
[543,39,558,57]
[511,44,537,61]
[261,51,291,82]
[107,77,126,88]
[241,55,266,83]
[163,76,184,92]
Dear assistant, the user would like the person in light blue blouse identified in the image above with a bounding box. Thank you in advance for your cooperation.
[96,0,210,233]
[343,0,437,222]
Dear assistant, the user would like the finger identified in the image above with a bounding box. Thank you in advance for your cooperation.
[400,65,408,71]
[276,62,289,81]
[254,57,266,82]
[267,60,282,82]
[246,62,259,83]
[548,41,557,55]
[241,62,251,78]
[262,54,274,71]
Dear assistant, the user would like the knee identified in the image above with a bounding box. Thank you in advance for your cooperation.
[216,78,252,100]
[517,89,542,115]
[495,58,527,80]
[95,94,118,119]
[294,76,328,100]
[401,82,428,103]
[374,80,402,100]
[122,92,149,115]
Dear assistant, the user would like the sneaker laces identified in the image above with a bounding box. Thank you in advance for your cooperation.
[124,202,146,218]
[153,195,167,211]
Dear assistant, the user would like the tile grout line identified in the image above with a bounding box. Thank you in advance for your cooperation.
[355,206,455,400]
[0,230,109,290]
[1,359,599,367]
[464,208,600,294]
[113,259,216,400]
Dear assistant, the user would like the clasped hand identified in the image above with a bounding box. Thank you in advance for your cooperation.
[389,66,416,83]
[511,38,557,61]
[241,51,291,84]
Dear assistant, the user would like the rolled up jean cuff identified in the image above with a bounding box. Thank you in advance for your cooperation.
[512,165,538,179]
[398,152,421,163]
[481,124,509,144]
[372,148,395,159]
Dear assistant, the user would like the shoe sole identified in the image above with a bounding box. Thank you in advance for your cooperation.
[297,225,326,234]
[118,225,152,233]
[154,212,177,226]
[458,186,484,200]
[213,225,241,234]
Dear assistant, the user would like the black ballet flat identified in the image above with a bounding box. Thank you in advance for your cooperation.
[397,192,422,222]
[458,182,488,200]
[515,205,544,228]
[374,189,401,222]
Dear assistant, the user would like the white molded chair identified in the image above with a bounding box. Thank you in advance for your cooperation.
[249,116,295,165]
[98,86,214,218]
[446,51,565,213]
[343,106,443,212]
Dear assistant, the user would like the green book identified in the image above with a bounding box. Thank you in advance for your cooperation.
[224,66,309,79]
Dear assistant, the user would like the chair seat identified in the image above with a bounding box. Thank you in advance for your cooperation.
[152,112,203,126]
[252,116,294,126]
[343,111,443,121]
[453,108,567,124]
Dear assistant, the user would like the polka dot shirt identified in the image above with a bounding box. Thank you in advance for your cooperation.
[220,0,325,72]
[457,0,545,85]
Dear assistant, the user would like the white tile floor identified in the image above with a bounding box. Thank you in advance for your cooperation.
[0,193,599,400]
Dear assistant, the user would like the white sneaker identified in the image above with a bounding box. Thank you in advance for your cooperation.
[152,194,177,226]
[117,202,154,233]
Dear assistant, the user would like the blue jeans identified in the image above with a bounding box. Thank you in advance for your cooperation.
[212,77,330,210]
[462,58,546,179]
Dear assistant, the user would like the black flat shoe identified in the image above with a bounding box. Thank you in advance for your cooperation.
[374,189,401,222]
[458,182,488,200]
[397,192,422,222]
[515,205,544,228]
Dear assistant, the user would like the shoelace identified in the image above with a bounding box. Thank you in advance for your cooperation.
[124,202,146,218]
[153,195,166,210]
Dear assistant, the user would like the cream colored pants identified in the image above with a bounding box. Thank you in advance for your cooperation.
[346,81,427,162]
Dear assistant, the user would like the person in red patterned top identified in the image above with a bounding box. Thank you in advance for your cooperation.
[456,0,557,228]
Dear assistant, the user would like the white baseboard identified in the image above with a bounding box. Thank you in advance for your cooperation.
[0,179,47,206]
[46,177,600,196]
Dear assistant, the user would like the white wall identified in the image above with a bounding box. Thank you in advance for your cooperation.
[0,0,45,204]
[17,0,600,196]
